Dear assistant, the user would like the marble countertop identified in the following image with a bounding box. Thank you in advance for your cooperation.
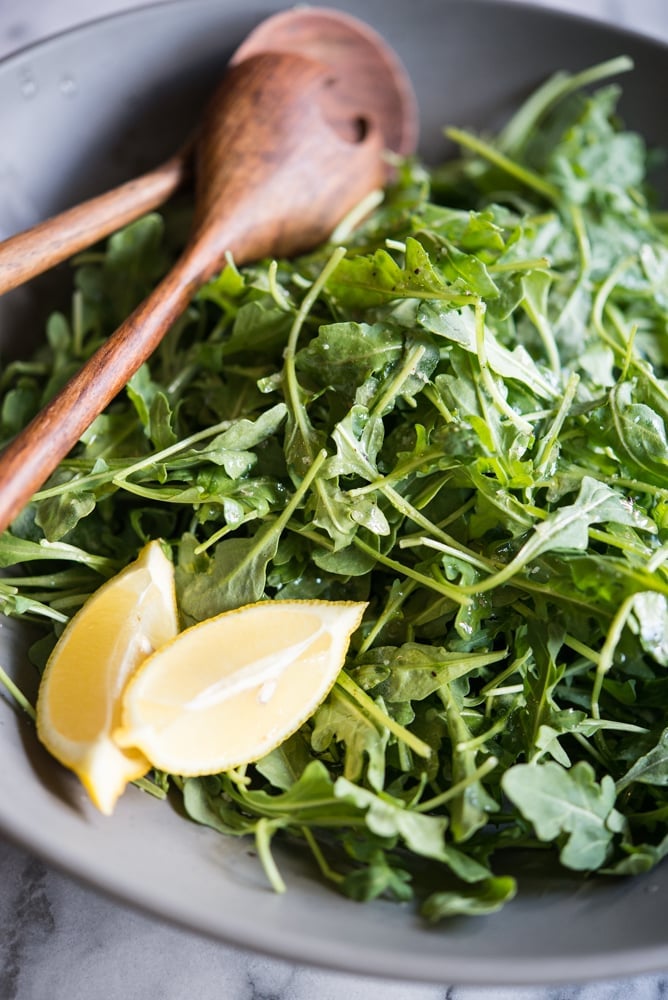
[2,1,668,998]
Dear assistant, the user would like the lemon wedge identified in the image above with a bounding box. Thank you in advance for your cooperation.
[36,540,178,815]
[115,599,366,776]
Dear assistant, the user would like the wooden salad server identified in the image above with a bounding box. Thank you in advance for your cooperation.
[0,7,416,296]
[0,8,418,533]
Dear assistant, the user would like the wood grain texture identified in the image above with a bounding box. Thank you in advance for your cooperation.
[0,50,391,530]
[0,153,189,297]
[231,6,418,159]
[0,6,417,299]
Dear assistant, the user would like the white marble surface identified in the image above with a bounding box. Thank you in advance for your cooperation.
[2,1,668,998]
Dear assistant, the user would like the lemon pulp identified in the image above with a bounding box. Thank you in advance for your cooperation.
[115,599,366,776]
[36,540,178,814]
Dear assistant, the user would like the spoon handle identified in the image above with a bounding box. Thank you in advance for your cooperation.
[0,152,188,297]
[0,244,203,530]
[0,51,388,534]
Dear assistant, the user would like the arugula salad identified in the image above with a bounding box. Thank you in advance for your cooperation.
[2,56,668,921]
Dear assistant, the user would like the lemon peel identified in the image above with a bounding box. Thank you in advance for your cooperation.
[36,540,178,815]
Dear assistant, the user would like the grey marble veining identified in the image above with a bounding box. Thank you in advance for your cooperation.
[3,1,668,998]
[3,835,668,999]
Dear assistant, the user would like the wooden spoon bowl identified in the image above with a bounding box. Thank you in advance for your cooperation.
[0,7,418,533]
[0,6,416,298]
[231,7,418,159]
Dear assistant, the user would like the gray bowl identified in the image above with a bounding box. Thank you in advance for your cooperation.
[1,0,668,986]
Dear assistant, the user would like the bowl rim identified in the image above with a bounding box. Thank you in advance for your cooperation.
[2,0,668,987]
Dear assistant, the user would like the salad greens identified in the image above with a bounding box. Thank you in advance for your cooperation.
[3,55,668,920]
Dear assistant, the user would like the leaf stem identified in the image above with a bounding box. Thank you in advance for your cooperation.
[352,536,470,606]
[336,670,431,759]
[357,580,417,655]
[496,56,633,155]
[301,826,344,884]
[474,301,534,437]
[372,343,426,417]
[0,665,36,721]
[533,371,580,474]
[446,127,560,203]
[255,818,287,893]
[415,756,498,813]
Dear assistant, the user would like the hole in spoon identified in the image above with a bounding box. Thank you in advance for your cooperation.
[349,116,370,144]
[318,76,372,144]
[325,110,372,145]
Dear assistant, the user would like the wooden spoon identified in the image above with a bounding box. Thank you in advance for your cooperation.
[0,6,416,297]
[0,10,418,533]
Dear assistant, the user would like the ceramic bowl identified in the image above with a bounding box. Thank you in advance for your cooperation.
[1,0,667,985]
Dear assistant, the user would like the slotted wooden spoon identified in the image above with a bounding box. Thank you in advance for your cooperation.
[0,7,417,533]
[0,7,416,297]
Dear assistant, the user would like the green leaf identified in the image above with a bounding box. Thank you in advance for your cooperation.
[327,239,474,310]
[232,761,358,826]
[176,523,280,621]
[418,300,555,400]
[617,727,668,792]
[0,533,114,572]
[328,405,384,481]
[183,777,259,836]
[609,380,668,483]
[502,761,621,870]
[606,833,668,876]
[296,322,403,395]
[441,683,499,842]
[312,687,389,790]
[482,476,657,591]
[440,242,500,298]
[341,850,413,903]
[421,876,517,921]
[354,644,507,703]
[255,731,315,791]
[334,777,451,862]
[632,592,668,666]
[208,403,287,453]
[34,488,97,542]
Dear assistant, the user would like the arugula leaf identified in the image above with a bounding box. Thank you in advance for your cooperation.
[311,687,390,790]
[502,761,622,870]
[617,727,668,791]
[421,877,517,921]
[5,61,668,920]
[327,240,475,310]
[334,778,451,862]
[296,322,403,396]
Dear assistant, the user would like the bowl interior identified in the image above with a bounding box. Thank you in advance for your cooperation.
[1,0,668,985]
